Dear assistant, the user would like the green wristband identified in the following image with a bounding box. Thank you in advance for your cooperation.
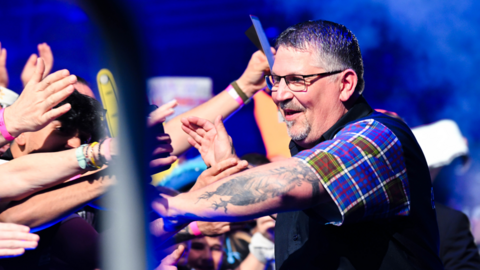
[230,81,251,105]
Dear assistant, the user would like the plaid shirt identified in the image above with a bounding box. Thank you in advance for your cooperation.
[294,118,410,226]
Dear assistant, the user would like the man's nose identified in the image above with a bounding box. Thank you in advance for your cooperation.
[273,78,295,103]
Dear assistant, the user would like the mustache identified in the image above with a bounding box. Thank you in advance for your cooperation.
[279,100,305,111]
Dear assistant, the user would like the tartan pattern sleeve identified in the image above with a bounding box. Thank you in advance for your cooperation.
[294,119,410,226]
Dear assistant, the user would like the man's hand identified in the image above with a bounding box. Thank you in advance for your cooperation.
[0,223,39,258]
[190,158,248,192]
[148,100,178,173]
[21,43,54,87]
[0,43,8,88]
[197,221,248,236]
[3,58,76,138]
[181,115,237,167]
[236,48,276,97]
[156,245,185,270]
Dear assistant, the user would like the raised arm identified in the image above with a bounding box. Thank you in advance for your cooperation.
[166,50,272,157]
[0,171,115,231]
[0,58,76,147]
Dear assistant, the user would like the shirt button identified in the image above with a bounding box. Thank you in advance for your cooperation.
[293,234,299,241]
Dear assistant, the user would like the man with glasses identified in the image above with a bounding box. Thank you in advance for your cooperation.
[155,20,443,269]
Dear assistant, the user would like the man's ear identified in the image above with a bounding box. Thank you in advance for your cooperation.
[339,69,358,102]
[14,133,26,146]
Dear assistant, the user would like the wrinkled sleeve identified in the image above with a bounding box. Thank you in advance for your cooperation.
[294,119,410,225]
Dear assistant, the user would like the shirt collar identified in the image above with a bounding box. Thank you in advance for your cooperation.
[289,95,374,155]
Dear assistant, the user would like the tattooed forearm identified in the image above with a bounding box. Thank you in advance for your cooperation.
[197,159,320,213]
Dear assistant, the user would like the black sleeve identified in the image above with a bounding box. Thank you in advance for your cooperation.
[438,206,480,270]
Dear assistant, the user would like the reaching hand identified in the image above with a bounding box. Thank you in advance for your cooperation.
[21,43,54,87]
[197,220,248,237]
[0,223,39,258]
[3,58,76,138]
[156,245,185,270]
[190,158,248,192]
[0,42,8,88]
[148,100,178,173]
[236,48,276,97]
[181,115,236,168]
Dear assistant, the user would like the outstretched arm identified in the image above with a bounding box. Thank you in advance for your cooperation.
[166,50,272,157]
[153,158,332,228]
[0,171,115,231]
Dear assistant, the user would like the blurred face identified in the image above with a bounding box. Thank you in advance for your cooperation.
[18,120,86,155]
[187,236,224,270]
[74,82,95,99]
[272,46,347,148]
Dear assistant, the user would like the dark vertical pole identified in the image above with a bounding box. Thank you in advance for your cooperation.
[78,0,152,269]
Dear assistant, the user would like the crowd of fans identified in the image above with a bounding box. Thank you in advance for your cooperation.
[0,39,277,270]
[1,18,480,270]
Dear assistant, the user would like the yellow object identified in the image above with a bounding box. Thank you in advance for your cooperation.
[97,69,119,137]
[253,91,291,159]
[89,142,101,169]
[151,159,179,186]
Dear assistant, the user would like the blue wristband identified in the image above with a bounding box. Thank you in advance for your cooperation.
[76,144,88,169]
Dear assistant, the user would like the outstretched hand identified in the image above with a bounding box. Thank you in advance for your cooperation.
[190,158,248,192]
[0,42,8,88]
[148,100,178,173]
[21,43,54,87]
[0,223,39,258]
[3,58,76,138]
[156,245,185,270]
[181,115,237,167]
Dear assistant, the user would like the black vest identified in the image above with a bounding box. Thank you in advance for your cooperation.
[274,96,444,270]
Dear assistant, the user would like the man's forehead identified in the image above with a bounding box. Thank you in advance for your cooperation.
[272,46,324,75]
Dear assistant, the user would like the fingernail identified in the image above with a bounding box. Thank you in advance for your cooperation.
[69,75,77,83]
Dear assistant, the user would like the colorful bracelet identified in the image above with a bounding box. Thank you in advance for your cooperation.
[89,142,101,169]
[230,81,251,105]
[0,108,15,141]
[189,221,203,236]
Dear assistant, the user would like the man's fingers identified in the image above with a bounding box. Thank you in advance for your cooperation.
[214,115,230,141]
[0,48,6,66]
[0,223,31,233]
[37,69,72,92]
[148,100,177,127]
[38,43,53,75]
[41,103,72,124]
[210,158,238,175]
[0,248,26,258]
[214,160,248,179]
[28,57,45,85]
[187,137,201,150]
[42,74,77,97]
[185,116,216,132]
[0,231,39,241]
[152,144,174,156]
[150,156,177,169]
[181,125,208,146]
[161,245,185,266]
[43,84,74,111]
[0,239,38,249]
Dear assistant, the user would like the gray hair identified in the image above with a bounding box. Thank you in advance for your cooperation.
[275,20,365,94]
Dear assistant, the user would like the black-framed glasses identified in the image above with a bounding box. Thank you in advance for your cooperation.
[265,70,344,92]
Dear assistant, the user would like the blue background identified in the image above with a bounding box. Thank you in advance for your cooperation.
[1,0,480,222]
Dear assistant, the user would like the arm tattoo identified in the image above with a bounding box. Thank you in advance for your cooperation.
[197,159,320,213]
